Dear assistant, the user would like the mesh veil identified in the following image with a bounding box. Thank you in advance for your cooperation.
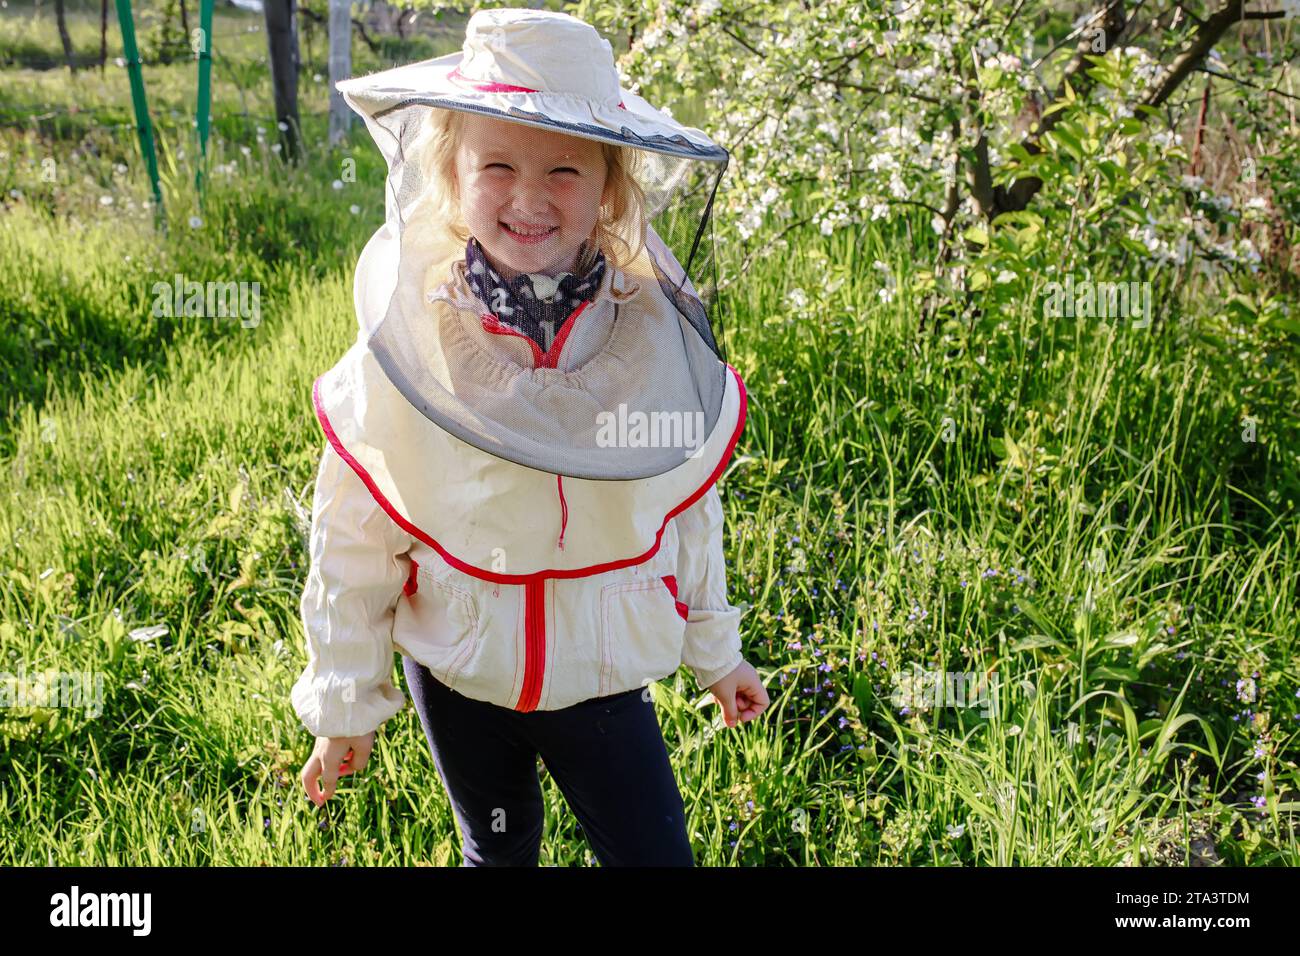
[340,75,732,481]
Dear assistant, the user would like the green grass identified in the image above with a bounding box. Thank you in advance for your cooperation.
[1,6,1298,866]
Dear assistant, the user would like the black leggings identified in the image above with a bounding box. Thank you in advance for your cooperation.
[401,655,695,866]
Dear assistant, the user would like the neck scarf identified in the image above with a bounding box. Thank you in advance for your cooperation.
[464,236,606,356]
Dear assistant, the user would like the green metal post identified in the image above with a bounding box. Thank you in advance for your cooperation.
[113,0,165,230]
[194,0,215,205]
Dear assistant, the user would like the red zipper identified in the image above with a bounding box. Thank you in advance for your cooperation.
[515,579,546,711]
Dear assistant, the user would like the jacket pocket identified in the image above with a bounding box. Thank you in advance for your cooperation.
[394,556,484,691]
[598,576,689,698]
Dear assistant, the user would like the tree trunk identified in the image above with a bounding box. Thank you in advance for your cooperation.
[99,0,109,71]
[264,0,303,163]
[54,0,76,73]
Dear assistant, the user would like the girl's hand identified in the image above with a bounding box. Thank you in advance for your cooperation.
[707,660,770,728]
[301,732,375,808]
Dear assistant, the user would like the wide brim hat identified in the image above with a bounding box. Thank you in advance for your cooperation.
[335,6,728,219]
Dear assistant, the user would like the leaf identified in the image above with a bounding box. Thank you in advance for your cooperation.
[1091,665,1141,683]
[1224,295,1257,322]
[853,673,873,720]
[1100,630,1139,649]
[1009,634,1067,653]
[990,210,1044,231]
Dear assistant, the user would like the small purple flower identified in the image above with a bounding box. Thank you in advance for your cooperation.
[1251,795,1266,809]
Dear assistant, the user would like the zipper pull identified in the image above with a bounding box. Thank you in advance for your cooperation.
[556,474,568,550]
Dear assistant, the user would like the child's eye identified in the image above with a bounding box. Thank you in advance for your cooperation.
[484,163,579,175]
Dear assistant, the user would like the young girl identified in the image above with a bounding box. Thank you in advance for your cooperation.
[293,7,768,866]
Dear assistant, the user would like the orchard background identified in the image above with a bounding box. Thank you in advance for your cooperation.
[1,0,1298,865]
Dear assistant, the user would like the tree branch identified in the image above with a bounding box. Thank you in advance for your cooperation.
[995,0,1129,214]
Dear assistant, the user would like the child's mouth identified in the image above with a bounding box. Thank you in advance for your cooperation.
[501,221,558,244]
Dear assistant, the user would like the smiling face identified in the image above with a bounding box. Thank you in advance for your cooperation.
[454,113,609,282]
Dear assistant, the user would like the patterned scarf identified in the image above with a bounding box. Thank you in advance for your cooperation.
[464,235,606,356]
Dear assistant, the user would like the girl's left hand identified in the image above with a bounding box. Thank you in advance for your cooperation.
[708,660,770,728]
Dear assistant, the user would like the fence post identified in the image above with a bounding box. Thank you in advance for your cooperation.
[194,0,215,205]
[113,0,166,231]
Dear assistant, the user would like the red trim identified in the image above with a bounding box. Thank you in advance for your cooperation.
[540,301,589,368]
[480,313,543,366]
[448,66,627,109]
[517,580,546,711]
[310,362,747,585]
[479,300,590,371]
[403,557,420,596]
[661,574,689,621]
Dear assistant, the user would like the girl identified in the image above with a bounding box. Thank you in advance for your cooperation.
[293,7,768,866]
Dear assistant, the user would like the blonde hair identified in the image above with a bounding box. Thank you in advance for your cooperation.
[410,107,648,275]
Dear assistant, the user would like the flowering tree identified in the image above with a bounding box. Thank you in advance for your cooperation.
[577,0,1300,312]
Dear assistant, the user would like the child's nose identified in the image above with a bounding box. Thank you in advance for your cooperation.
[510,181,552,216]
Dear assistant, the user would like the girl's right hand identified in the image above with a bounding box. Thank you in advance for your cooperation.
[301,732,376,808]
